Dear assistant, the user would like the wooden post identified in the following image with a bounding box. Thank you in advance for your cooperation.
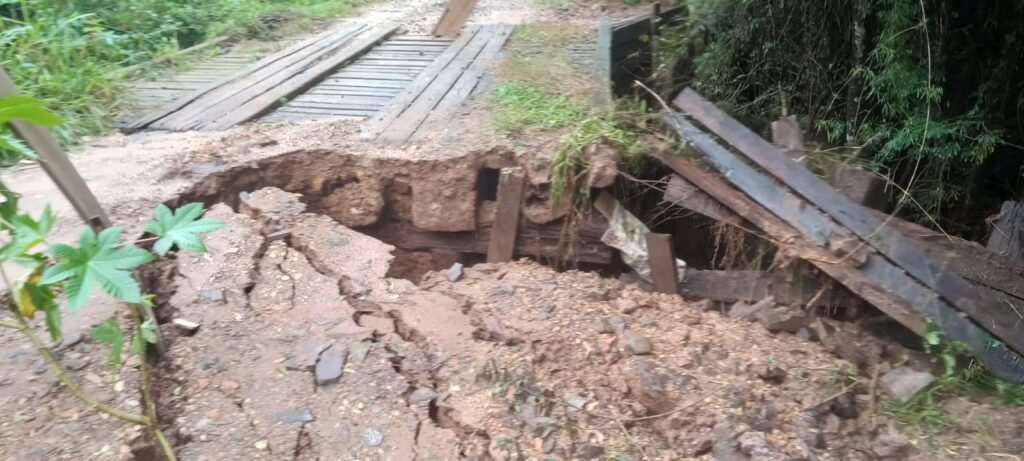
[648,3,661,85]
[987,201,1024,263]
[433,0,479,37]
[645,232,679,294]
[0,67,110,231]
[592,17,613,110]
[486,167,526,263]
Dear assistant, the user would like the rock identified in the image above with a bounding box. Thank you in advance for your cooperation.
[563,393,587,410]
[727,301,758,320]
[712,421,749,461]
[275,408,314,424]
[578,443,605,460]
[639,316,656,327]
[879,366,935,403]
[482,316,508,342]
[254,440,268,450]
[594,317,615,334]
[737,431,771,457]
[315,344,346,386]
[220,379,240,392]
[195,418,217,433]
[172,318,200,335]
[752,362,787,384]
[446,262,464,282]
[623,334,653,355]
[362,426,384,447]
[55,331,83,351]
[200,289,225,302]
[409,387,438,405]
[623,359,687,414]
[757,306,807,333]
[691,299,715,311]
[292,339,331,371]
[64,354,91,371]
[871,428,911,458]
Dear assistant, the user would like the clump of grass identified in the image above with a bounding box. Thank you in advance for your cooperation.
[550,116,647,203]
[492,82,581,132]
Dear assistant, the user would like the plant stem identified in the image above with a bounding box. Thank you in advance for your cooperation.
[11,312,150,425]
[128,303,177,461]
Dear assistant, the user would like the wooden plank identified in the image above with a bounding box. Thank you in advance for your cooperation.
[380,26,497,142]
[362,26,481,139]
[205,26,397,130]
[433,0,479,37]
[645,233,679,294]
[413,25,513,140]
[660,113,1024,381]
[487,167,526,263]
[330,72,416,81]
[663,174,743,225]
[126,24,362,132]
[171,24,369,130]
[988,201,1024,263]
[0,68,111,231]
[674,88,1024,357]
[592,17,613,110]
[322,78,408,89]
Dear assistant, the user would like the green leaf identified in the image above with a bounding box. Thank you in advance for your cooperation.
[129,318,158,355]
[0,181,18,229]
[93,317,123,367]
[144,203,224,256]
[24,281,61,341]
[0,133,38,160]
[40,226,154,308]
[0,96,62,126]
[1,205,55,258]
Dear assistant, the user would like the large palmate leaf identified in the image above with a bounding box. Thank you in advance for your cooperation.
[93,317,123,367]
[0,205,54,260]
[40,226,153,308]
[144,203,224,256]
[0,95,62,126]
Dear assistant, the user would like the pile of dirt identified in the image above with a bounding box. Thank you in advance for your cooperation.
[139,185,939,460]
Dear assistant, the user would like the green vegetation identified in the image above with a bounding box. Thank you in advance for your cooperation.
[1,0,369,153]
[882,325,1024,433]
[666,0,1024,234]
[492,82,581,132]
[1,93,224,460]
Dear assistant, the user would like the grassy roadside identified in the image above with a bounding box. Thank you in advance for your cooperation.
[0,0,372,155]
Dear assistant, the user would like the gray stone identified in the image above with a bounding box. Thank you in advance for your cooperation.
[737,431,771,457]
[595,317,615,334]
[729,296,774,320]
[757,306,807,333]
[195,418,218,432]
[275,408,314,424]
[563,393,587,410]
[872,428,911,458]
[578,443,605,460]
[623,334,653,355]
[409,387,438,405]
[200,289,225,302]
[315,344,346,386]
[879,366,935,403]
[350,341,372,362]
[446,262,464,282]
[362,426,384,447]
[55,332,83,351]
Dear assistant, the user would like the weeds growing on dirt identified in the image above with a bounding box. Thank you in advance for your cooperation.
[493,83,581,132]
[0,0,369,160]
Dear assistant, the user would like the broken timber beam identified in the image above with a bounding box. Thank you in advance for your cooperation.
[433,0,479,37]
[487,167,527,263]
[658,112,1024,381]
[673,88,1024,360]
[645,232,679,294]
[988,201,1024,263]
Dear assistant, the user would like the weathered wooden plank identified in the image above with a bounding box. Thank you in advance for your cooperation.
[0,68,111,231]
[414,25,513,139]
[674,88,1024,357]
[330,71,416,81]
[206,26,396,130]
[487,167,526,263]
[127,24,363,132]
[988,201,1024,263]
[646,233,679,294]
[433,0,479,37]
[378,26,497,143]
[175,24,369,130]
[322,78,408,89]
[663,174,743,225]
[592,17,613,109]
[660,112,1024,381]
[362,26,481,138]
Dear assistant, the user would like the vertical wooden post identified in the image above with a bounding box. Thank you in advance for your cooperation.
[487,167,526,263]
[433,0,480,37]
[649,2,661,85]
[592,17,613,110]
[0,68,110,231]
[645,232,679,294]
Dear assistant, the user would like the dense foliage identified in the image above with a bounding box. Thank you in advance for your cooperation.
[667,0,1024,235]
[0,0,365,148]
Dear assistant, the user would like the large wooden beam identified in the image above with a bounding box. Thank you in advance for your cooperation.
[988,201,1024,263]
[674,89,1024,358]
[645,232,679,294]
[659,113,1024,381]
